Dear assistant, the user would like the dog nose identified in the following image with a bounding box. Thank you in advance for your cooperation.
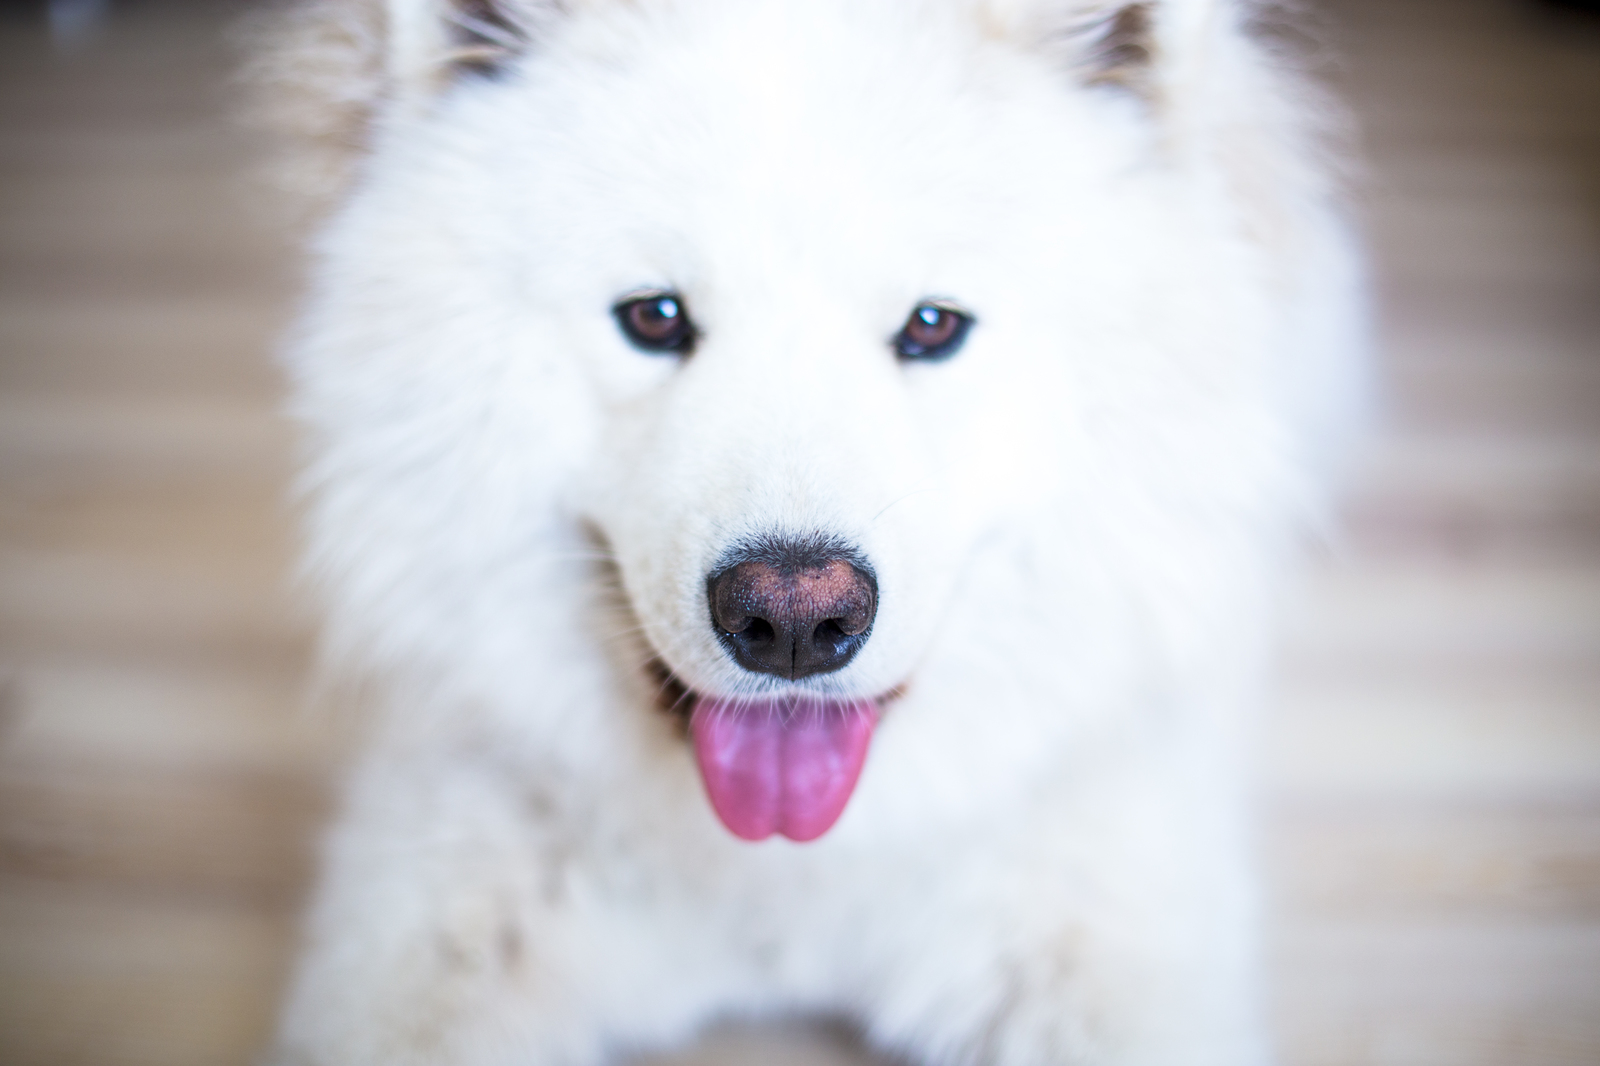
[708,544,877,680]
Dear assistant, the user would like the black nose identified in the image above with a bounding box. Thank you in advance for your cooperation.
[707,540,877,680]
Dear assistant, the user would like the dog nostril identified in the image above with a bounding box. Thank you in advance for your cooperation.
[813,618,849,646]
[809,619,857,663]
[706,540,878,681]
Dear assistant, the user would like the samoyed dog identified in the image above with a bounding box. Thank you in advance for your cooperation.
[259,0,1363,1063]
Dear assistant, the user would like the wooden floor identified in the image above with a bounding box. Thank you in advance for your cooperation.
[1,1,1597,1064]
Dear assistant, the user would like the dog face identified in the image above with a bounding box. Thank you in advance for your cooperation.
[292,0,1299,838]
[462,2,1159,685]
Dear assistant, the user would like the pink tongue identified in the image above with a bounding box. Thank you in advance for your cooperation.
[690,696,877,842]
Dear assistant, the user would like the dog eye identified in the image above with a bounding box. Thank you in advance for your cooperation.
[614,293,697,354]
[893,303,972,362]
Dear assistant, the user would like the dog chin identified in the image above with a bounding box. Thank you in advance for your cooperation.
[646,659,897,843]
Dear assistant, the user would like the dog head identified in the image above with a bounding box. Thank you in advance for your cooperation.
[281,0,1330,840]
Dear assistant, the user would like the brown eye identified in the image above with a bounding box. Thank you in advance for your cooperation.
[614,292,696,354]
[894,302,972,361]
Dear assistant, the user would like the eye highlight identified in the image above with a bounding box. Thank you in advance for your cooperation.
[614,292,697,354]
[894,302,973,362]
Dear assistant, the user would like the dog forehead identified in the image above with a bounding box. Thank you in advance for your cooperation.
[496,0,1089,264]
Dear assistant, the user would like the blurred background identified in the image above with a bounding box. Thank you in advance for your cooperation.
[0,0,1597,1063]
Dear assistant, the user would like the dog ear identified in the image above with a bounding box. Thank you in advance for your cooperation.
[239,0,557,207]
[981,0,1241,102]
[384,0,557,92]
[1069,1,1160,93]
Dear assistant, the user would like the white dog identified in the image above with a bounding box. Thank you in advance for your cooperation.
[259,1,1364,1063]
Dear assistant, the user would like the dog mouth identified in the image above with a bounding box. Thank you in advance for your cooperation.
[648,661,885,842]
[691,693,878,842]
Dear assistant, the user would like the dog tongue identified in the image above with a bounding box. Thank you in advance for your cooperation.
[690,696,876,842]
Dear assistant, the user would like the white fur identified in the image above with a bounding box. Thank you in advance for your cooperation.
[268,1,1364,1063]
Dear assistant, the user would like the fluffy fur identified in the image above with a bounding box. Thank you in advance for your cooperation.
[262,1,1364,1063]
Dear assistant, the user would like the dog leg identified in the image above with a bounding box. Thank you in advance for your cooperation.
[860,773,1270,1066]
[269,751,716,1066]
